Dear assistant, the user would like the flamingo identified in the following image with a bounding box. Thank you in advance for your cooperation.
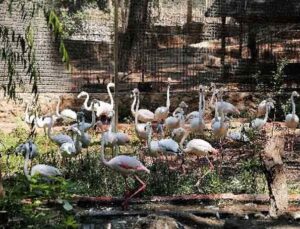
[257,98,275,117]
[15,140,38,159]
[179,129,218,169]
[96,82,115,117]
[285,91,299,129]
[100,136,149,209]
[212,105,229,141]
[145,122,182,158]
[164,111,185,131]
[35,114,59,136]
[134,91,148,142]
[210,84,240,116]
[154,78,171,121]
[24,102,36,126]
[227,125,250,142]
[186,85,206,133]
[23,141,62,181]
[173,101,188,116]
[131,88,154,122]
[102,110,130,155]
[47,117,82,157]
[251,101,273,130]
[56,96,77,122]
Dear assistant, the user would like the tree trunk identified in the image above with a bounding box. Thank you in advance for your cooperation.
[248,25,258,62]
[119,0,149,72]
[261,136,288,218]
[187,0,193,25]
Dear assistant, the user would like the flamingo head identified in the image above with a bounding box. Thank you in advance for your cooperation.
[133,88,139,94]
[179,101,188,109]
[107,82,115,88]
[77,91,87,98]
[211,148,219,155]
[292,91,300,98]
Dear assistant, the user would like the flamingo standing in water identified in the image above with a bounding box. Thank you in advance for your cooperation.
[100,136,150,209]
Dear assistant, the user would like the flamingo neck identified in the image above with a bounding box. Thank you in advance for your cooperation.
[209,87,217,108]
[263,105,270,123]
[24,151,31,180]
[131,93,137,117]
[90,102,96,128]
[179,130,189,149]
[56,98,61,117]
[47,117,54,140]
[107,84,114,107]
[135,94,140,125]
[214,98,219,119]
[166,84,170,109]
[292,95,296,116]
[83,93,92,111]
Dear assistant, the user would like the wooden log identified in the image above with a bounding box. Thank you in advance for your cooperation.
[261,136,288,217]
[75,193,300,207]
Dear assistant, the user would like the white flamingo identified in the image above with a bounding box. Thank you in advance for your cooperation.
[78,84,115,118]
[56,96,77,122]
[35,114,59,136]
[102,110,130,155]
[164,111,185,131]
[131,88,154,122]
[100,136,149,209]
[23,141,62,181]
[251,102,272,130]
[134,94,148,141]
[96,83,115,117]
[227,125,250,142]
[257,98,275,117]
[24,102,36,126]
[186,85,206,133]
[210,84,240,116]
[47,117,82,157]
[154,78,171,121]
[145,122,182,158]
[285,91,299,129]
[179,130,218,169]
[212,102,229,141]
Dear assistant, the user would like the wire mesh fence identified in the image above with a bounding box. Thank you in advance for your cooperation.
[60,0,300,94]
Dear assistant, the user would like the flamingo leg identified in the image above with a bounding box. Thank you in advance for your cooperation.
[206,155,214,170]
[122,175,146,210]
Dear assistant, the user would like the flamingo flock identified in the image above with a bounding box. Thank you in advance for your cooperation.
[17,81,299,209]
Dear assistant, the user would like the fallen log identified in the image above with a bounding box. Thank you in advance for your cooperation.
[261,136,288,218]
[75,193,300,207]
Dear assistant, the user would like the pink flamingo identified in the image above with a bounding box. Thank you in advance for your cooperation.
[100,136,150,209]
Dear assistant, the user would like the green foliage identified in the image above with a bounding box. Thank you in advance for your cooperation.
[47,10,70,69]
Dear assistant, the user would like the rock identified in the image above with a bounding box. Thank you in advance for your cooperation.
[134,214,183,229]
